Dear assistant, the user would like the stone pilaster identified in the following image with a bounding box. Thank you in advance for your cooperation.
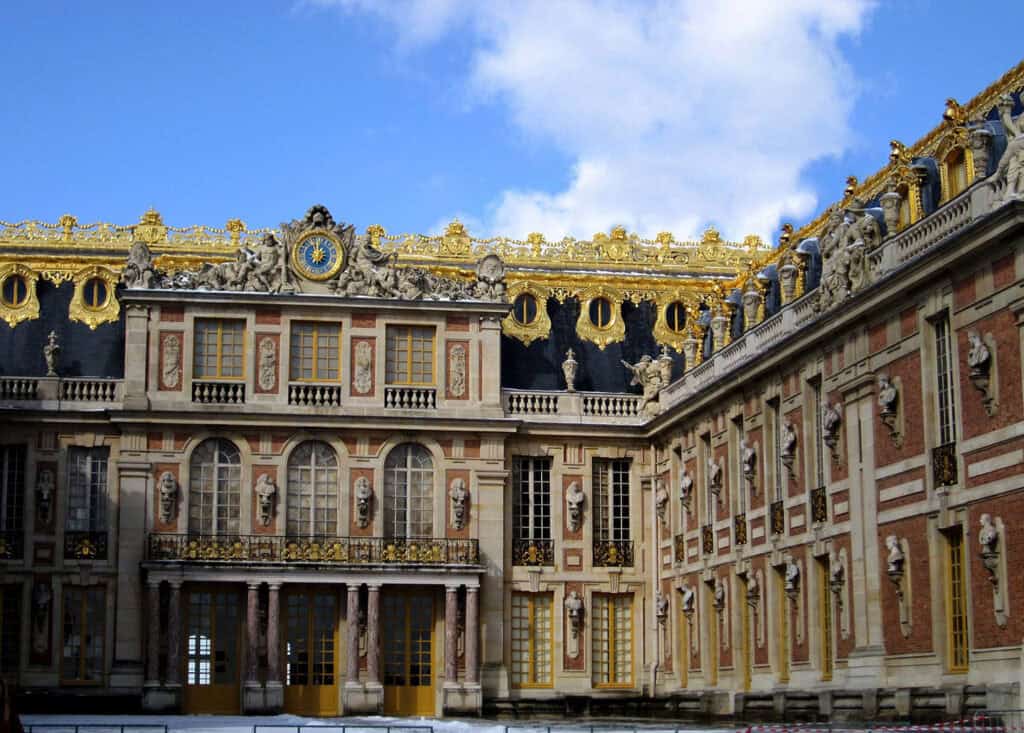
[346,584,360,686]
[110,453,151,692]
[475,469,509,697]
[167,581,182,686]
[123,303,150,410]
[366,584,381,686]
[145,581,160,685]
[445,585,459,685]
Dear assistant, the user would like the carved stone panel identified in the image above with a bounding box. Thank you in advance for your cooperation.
[254,334,279,394]
[159,331,183,391]
[445,341,469,400]
[349,468,375,536]
[153,464,180,531]
[252,467,278,534]
[446,469,471,538]
[350,337,375,397]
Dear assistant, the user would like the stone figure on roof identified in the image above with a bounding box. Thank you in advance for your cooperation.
[623,353,668,417]
[995,93,1024,203]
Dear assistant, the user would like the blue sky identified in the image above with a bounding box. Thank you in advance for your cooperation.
[1,1,1022,243]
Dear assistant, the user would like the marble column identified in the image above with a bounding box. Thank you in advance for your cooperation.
[346,584,360,685]
[145,581,161,684]
[366,585,381,685]
[267,583,281,684]
[465,586,479,684]
[445,586,459,685]
[167,581,182,685]
[246,582,260,684]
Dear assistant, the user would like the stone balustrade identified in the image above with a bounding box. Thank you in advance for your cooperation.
[383,386,437,410]
[503,388,642,423]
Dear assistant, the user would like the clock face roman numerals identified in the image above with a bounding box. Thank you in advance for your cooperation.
[292,231,346,281]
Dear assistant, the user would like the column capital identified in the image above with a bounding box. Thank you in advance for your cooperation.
[445,584,460,594]
[366,584,382,592]
[268,582,282,591]
[466,585,480,594]
[247,582,261,591]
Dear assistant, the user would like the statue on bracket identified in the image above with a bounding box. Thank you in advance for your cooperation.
[967,330,997,415]
[565,481,585,532]
[255,474,277,527]
[354,477,373,528]
[449,478,469,530]
[993,93,1024,205]
[158,471,178,524]
[564,591,585,659]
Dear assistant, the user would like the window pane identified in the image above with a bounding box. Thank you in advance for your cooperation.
[66,447,108,532]
[189,439,241,534]
[384,444,433,538]
[1,445,26,532]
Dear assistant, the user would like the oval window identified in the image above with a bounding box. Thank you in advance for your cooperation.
[665,301,686,333]
[83,278,109,310]
[1,274,28,307]
[588,297,613,329]
[512,292,538,326]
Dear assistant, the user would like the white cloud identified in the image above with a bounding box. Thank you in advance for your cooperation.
[316,0,874,241]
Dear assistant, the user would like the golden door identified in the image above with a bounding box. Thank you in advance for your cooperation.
[283,588,339,716]
[182,586,242,714]
[382,590,435,716]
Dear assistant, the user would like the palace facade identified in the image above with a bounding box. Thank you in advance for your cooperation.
[1,61,1024,722]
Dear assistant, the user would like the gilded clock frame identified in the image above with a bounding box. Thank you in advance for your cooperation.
[291,229,347,282]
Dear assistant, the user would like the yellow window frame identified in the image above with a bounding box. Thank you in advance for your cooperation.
[60,585,105,686]
[385,325,436,386]
[593,593,633,689]
[511,592,554,689]
[289,321,342,382]
[946,528,969,673]
[194,318,246,381]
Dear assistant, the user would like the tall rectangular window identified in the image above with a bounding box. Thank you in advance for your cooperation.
[946,527,969,672]
[194,319,245,379]
[0,584,20,677]
[593,459,630,542]
[592,594,633,687]
[66,447,108,532]
[511,592,553,687]
[0,445,25,532]
[61,585,105,683]
[934,313,957,446]
[733,416,746,514]
[819,557,833,681]
[701,434,714,523]
[289,322,341,381]
[385,326,434,385]
[769,399,783,502]
[512,457,551,542]
[811,378,825,488]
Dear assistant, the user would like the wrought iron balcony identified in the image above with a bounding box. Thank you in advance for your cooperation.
[512,538,554,566]
[0,530,23,560]
[933,441,958,487]
[674,532,686,564]
[64,530,108,560]
[146,533,480,566]
[701,525,714,555]
[810,486,828,524]
[734,513,747,545]
[592,539,633,567]
[770,500,785,535]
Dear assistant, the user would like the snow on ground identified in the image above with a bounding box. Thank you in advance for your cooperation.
[20,714,725,733]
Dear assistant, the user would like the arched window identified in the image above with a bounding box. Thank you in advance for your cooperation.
[189,439,241,535]
[286,441,339,537]
[383,443,433,538]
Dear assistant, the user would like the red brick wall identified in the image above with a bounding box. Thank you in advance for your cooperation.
[878,515,933,654]
[958,310,1022,440]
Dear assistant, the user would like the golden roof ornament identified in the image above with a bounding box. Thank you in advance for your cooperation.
[441,219,471,257]
[225,218,246,243]
[701,226,722,245]
[366,224,385,247]
[134,208,167,245]
[889,140,912,167]
[844,176,859,201]
[778,223,794,248]
[58,214,77,242]
[943,97,967,126]
[527,231,545,257]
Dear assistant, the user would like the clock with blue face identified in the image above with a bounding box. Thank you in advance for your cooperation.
[291,230,346,281]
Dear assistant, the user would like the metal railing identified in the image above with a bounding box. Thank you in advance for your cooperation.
[63,530,108,560]
[0,530,23,560]
[26,726,167,733]
[512,538,555,566]
[701,524,714,554]
[933,441,959,487]
[592,539,634,567]
[734,512,748,545]
[770,499,786,535]
[674,532,686,563]
[254,726,433,733]
[147,533,480,566]
[810,485,828,523]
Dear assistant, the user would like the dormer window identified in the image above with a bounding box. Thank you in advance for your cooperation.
[944,148,969,199]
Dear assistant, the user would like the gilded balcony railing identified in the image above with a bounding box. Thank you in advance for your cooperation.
[933,441,958,487]
[64,530,108,560]
[770,500,785,535]
[512,538,554,566]
[734,513,747,545]
[701,525,714,555]
[146,533,480,566]
[0,530,23,560]
[674,532,686,563]
[592,539,634,567]
[810,486,828,524]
